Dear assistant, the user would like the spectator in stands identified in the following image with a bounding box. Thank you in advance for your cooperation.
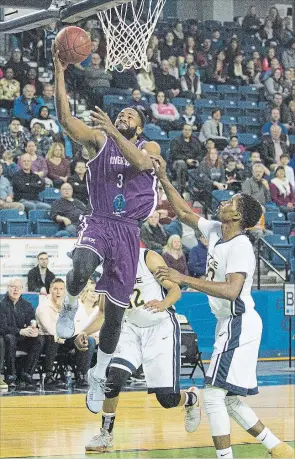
[50,182,87,237]
[160,31,181,61]
[242,5,261,35]
[148,35,161,68]
[68,161,89,205]
[37,278,95,389]
[19,140,50,184]
[197,148,227,192]
[46,142,70,188]
[242,163,271,207]
[0,278,43,389]
[178,54,195,77]
[150,91,180,131]
[157,184,175,224]
[224,156,243,193]
[0,163,24,211]
[170,124,202,194]
[128,88,150,119]
[180,63,201,99]
[252,51,263,73]
[36,21,58,69]
[262,107,288,136]
[29,122,53,158]
[75,280,103,345]
[221,135,245,167]
[287,100,295,133]
[262,48,278,73]
[259,19,275,46]
[22,68,43,97]
[279,153,295,189]
[261,125,289,168]
[31,106,59,136]
[199,108,228,150]
[188,235,208,279]
[12,84,43,129]
[196,38,213,71]
[154,60,181,98]
[244,60,262,86]
[280,17,294,46]
[270,92,291,126]
[0,117,30,157]
[282,39,295,70]
[264,68,284,101]
[210,50,228,84]
[184,36,197,60]
[282,69,293,99]
[41,84,56,117]
[1,150,19,180]
[227,53,249,86]
[11,153,50,212]
[270,165,295,213]
[111,67,139,92]
[70,145,89,174]
[162,235,189,276]
[181,104,202,131]
[27,252,55,293]
[172,21,185,46]
[210,30,223,53]
[187,20,203,44]
[140,211,168,252]
[243,151,270,178]
[137,62,156,95]
[4,49,30,85]
[225,38,240,64]
[168,56,180,80]
[268,6,283,38]
[0,67,20,110]
[84,53,112,107]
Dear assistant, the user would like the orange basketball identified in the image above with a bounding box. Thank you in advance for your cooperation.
[55,26,91,65]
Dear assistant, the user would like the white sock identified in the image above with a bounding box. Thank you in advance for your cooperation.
[256,427,281,450]
[216,447,233,458]
[65,293,78,307]
[93,347,113,379]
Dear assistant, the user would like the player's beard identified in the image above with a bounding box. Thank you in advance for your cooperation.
[118,125,138,140]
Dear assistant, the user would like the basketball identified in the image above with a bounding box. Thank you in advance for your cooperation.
[54,26,91,65]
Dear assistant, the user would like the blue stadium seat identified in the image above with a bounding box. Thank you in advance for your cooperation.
[157,140,171,158]
[168,130,182,140]
[221,115,236,125]
[144,131,168,141]
[242,151,251,163]
[271,244,292,268]
[265,211,285,229]
[289,235,295,245]
[36,220,59,237]
[29,209,51,233]
[238,116,260,130]
[217,85,240,99]
[264,202,280,211]
[201,84,216,95]
[271,221,292,237]
[143,123,163,137]
[171,97,193,109]
[264,234,289,245]
[0,209,27,221]
[0,108,9,118]
[237,101,259,114]
[103,95,128,118]
[238,85,259,101]
[7,221,30,236]
[200,114,212,123]
[289,135,295,145]
[287,212,295,226]
[290,258,295,281]
[39,188,61,203]
[212,190,235,211]
[238,133,259,147]
[195,99,215,109]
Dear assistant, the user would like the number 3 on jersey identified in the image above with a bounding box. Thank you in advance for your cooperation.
[117,173,124,188]
[129,288,145,309]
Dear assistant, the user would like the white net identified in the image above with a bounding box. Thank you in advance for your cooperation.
[97,0,166,72]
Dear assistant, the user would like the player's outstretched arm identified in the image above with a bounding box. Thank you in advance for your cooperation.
[143,251,181,313]
[90,106,160,170]
[156,269,246,302]
[151,155,200,229]
[52,44,105,158]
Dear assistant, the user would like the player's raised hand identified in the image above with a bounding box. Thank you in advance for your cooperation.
[143,299,167,313]
[89,106,117,137]
[155,266,185,285]
[150,155,167,179]
[51,42,68,72]
[74,332,89,352]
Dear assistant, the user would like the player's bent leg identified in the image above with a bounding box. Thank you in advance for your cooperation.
[204,385,233,459]
[225,396,295,458]
[57,248,101,339]
[182,387,201,433]
[86,367,130,452]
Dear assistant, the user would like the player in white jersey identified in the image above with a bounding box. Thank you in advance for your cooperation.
[75,248,201,453]
[150,155,294,459]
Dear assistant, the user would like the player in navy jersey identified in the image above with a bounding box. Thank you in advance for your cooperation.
[52,45,160,414]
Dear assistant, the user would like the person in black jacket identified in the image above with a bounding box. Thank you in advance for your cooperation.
[27,252,56,293]
[67,161,89,205]
[11,153,51,212]
[0,278,43,389]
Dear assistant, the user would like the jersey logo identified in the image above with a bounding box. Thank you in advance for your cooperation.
[113,194,126,216]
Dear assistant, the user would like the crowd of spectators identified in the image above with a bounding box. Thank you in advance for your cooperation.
[2,6,295,389]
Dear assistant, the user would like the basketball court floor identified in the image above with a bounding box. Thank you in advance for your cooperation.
[1,361,294,459]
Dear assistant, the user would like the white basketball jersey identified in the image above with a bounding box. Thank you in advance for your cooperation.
[198,217,256,319]
[126,248,173,327]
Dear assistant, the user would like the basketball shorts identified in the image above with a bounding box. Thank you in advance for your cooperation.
[110,313,181,394]
[76,214,140,308]
[205,308,263,396]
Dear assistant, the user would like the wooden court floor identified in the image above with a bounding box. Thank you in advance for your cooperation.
[0,385,294,459]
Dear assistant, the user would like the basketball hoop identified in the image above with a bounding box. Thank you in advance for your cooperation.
[97,0,166,72]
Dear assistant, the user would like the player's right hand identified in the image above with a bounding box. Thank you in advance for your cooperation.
[150,155,167,179]
[51,42,68,72]
[74,332,89,351]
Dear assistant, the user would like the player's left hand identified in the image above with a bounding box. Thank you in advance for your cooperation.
[89,106,117,137]
[155,267,185,285]
[143,299,167,313]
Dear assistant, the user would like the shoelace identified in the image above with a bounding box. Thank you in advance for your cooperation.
[89,374,112,395]
[59,304,76,318]
[90,430,112,447]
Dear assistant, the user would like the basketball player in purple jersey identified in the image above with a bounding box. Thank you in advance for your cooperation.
[52,45,160,414]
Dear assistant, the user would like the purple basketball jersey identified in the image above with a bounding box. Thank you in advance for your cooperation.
[86,136,158,221]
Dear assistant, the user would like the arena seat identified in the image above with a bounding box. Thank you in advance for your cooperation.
[217,85,240,99]
[168,130,183,140]
[264,234,289,246]
[36,220,60,237]
[7,221,30,236]
[271,244,292,268]
[272,221,292,237]
[39,188,61,203]
[265,211,285,229]
[238,85,260,101]
[238,133,259,147]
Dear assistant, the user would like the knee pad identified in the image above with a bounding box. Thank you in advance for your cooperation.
[225,395,259,430]
[105,367,130,399]
[204,385,230,437]
[156,392,181,409]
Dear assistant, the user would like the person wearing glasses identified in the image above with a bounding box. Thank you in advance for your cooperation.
[0,279,43,390]
[27,252,56,294]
